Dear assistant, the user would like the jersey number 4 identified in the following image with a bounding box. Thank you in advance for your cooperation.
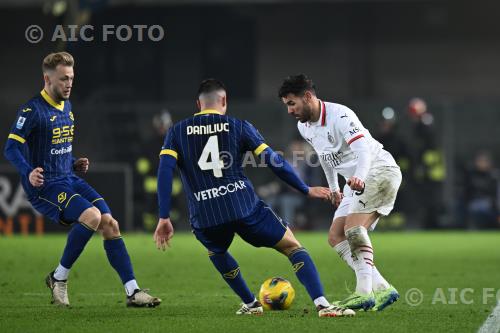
[198,135,224,178]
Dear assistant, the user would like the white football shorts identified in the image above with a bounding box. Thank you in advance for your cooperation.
[333,166,402,231]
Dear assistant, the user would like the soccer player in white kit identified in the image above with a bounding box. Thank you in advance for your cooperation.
[279,74,401,311]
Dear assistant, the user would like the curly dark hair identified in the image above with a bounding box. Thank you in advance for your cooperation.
[278,74,316,99]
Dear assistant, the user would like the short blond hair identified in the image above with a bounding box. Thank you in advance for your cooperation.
[42,52,74,72]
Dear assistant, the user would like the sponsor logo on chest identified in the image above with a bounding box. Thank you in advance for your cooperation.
[320,151,344,167]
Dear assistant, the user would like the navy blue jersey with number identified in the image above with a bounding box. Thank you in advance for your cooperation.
[6,90,75,198]
[160,109,269,229]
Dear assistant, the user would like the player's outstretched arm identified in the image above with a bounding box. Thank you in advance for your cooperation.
[243,121,328,200]
[259,147,311,195]
[307,186,332,201]
[328,189,343,208]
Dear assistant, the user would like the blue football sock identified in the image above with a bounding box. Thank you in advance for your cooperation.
[104,238,135,284]
[60,223,95,269]
[288,247,325,301]
[209,252,255,304]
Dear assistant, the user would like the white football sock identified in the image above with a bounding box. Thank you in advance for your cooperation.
[124,279,140,296]
[372,266,390,291]
[334,239,355,270]
[335,239,390,292]
[54,263,70,281]
[313,296,330,308]
[345,226,373,295]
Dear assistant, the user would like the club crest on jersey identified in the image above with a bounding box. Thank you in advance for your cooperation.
[327,132,335,144]
[16,117,26,129]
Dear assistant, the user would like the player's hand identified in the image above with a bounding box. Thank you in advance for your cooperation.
[347,176,365,192]
[154,218,174,251]
[29,167,44,187]
[329,189,343,208]
[307,186,331,201]
[74,158,89,173]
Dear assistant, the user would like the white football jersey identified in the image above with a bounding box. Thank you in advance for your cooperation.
[297,100,397,191]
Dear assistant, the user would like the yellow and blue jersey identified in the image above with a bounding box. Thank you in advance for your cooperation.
[160,110,270,229]
[5,90,75,198]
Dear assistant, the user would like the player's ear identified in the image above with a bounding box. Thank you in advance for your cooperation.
[196,99,201,110]
[303,91,312,103]
[43,72,50,85]
[221,95,226,108]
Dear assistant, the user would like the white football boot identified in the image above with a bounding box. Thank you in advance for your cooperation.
[127,289,162,308]
[317,304,356,317]
[236,301,264,315]
[45,271,70,307]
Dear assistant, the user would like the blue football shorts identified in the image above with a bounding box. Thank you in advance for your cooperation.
[192,201,289,254]
[30,175,111,225]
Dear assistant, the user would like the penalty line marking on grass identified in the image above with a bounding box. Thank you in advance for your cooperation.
[478,301,500,333]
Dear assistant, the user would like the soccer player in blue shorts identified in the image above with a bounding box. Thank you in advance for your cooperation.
[3,52,160,307]
[154,79,355,317]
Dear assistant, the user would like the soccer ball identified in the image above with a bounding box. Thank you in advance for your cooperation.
[258,277,295,310]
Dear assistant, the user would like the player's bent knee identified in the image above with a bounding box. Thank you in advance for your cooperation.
[274,235,302,257]
[99,214,121,236]
[328,233,343,247]
[78,207,101,231]
[328,227,346,247]
[100,214,118,228]
[345,225,371,251]
[329,217,347,247]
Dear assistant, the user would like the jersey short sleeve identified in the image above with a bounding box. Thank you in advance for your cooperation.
[241,120,268,155]
[337,106,367,145]
[8,104,38,144]
[159,126,178,160]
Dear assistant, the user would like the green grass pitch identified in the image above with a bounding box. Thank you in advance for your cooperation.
[1,232,499,332]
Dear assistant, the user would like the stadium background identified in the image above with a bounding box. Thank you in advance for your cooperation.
[0,0,499,234]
